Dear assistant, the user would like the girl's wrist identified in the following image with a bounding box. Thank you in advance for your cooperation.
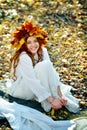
[47,96,54,104]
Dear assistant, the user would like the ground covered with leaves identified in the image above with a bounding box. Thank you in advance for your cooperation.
[0,0,87,129]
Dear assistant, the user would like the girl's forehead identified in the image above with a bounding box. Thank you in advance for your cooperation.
[27,36,36,41]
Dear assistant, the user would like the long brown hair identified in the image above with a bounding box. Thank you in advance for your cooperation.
[10,37,44,80]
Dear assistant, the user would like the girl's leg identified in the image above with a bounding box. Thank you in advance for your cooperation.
[34,60,60,98]
[34,60,60,112]
[34,60,80,113]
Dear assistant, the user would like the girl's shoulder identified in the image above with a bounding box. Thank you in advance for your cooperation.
[20,51,27,55]
[42,47,47,51]
[42,47,48,54]
[19,51,32,63]
[20,51,28,59]
[42,47,50,60]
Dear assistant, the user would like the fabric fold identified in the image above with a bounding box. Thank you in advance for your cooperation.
[0,98,76,130]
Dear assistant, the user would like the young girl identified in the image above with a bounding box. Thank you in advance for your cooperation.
[9,21,79,113]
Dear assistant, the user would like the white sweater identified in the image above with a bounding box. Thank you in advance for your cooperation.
[9,47,52,102]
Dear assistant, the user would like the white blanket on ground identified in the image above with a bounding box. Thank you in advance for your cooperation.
[0,98,76,130]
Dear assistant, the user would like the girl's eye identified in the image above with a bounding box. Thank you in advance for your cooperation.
[27,41,31,44]
[27,38,38,44]
[34,39,38,42]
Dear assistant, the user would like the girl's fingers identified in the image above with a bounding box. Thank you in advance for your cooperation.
[60,99,67,105]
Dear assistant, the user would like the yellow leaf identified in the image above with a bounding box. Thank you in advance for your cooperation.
[26,0,34,2]
[19,38,25,45]
[48,26,54,31]
[78,74,83,78]
[55,60,61,65]
[0,25,3,31]
[51,115,57,120]
[57,0,66,2]
[35,2,41,6]
[62,41,71,45]
[51,109,55,116]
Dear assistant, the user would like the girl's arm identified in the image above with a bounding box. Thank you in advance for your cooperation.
[57,86,67,106]
[57,86,63,98]
[17,53,51,102]
[43,47,50,60]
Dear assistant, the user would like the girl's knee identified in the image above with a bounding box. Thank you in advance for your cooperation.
[34,60,51,70]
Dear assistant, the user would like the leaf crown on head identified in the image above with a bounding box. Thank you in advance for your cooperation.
[11,21,48,50]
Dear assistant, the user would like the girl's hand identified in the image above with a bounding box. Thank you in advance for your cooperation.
[51,98,63,110]
[47,96,63,110]
[60,97,67,106]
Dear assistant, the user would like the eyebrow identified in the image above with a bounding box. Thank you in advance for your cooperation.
[27,40,31,43]
[27,39,38,42]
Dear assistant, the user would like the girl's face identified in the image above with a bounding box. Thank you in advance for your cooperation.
[26,36,39,55]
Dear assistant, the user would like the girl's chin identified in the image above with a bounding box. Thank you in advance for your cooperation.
[31,51,37,55]
[28,49,38,55]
